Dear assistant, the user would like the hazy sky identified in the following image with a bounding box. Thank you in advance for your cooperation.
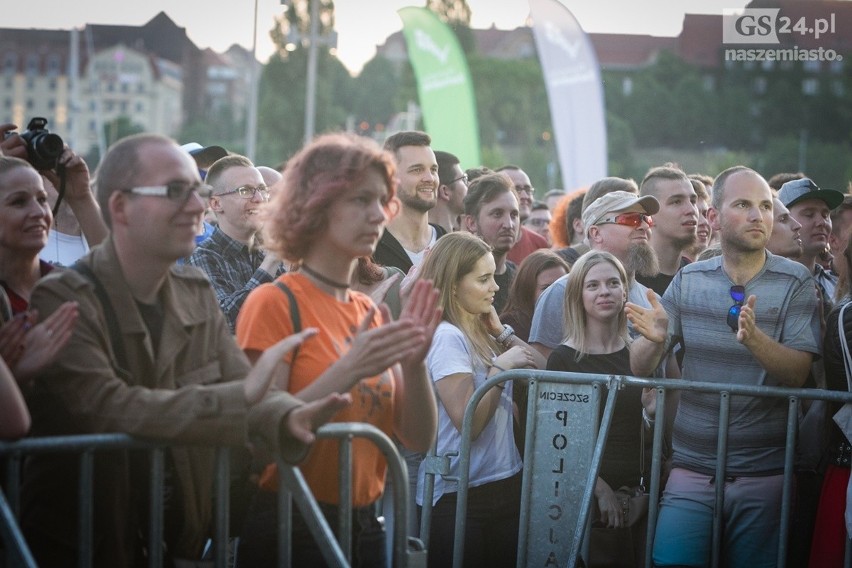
[4,0,749,74]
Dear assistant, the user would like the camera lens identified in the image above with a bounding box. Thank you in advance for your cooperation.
[28,132,64,170]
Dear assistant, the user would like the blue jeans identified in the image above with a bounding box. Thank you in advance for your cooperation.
[423,473,521,568]
[652,468,784,568]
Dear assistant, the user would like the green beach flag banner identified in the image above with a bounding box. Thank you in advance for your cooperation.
[529,0,607,190]
[398,7,480,168]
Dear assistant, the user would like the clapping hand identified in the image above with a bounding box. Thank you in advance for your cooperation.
[399,248,430,305]
[625,290,668,344]
[366,271,401,307]
[243,328,319,405]
[394,279,441,371]
[0,302,79,384]
[736,295,758,346]
[284,392,352,446]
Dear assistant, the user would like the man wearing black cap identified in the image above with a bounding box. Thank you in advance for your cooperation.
[180,143,230,252]
[778,177,845,302]
[181,142,229,180]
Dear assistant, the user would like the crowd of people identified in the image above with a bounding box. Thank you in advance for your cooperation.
[1,119,852,568]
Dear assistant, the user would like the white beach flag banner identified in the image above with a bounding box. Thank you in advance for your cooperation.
[528,0,608,190]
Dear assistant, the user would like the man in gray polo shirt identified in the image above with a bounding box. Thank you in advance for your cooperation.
[628,165,821,568]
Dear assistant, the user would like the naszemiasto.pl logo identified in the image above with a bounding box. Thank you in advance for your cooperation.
[722,8,843,62]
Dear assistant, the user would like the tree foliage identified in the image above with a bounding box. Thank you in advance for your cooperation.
[249,1,852,190]
[256,0,352,166]
[425,0,475,54]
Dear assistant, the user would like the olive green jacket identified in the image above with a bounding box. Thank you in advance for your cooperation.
[22,238,306,566]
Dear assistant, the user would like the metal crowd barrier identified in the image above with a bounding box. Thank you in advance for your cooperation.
[0,422,420,568]
[419,369,852,568]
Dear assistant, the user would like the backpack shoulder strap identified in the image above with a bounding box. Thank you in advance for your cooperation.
[71,262,129,373]
[273,280,302,359]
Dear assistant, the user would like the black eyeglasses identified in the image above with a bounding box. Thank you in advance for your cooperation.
[450,173,468,186]
[216,184,270,199]
[727,285,745,332]
[124,182,212,202]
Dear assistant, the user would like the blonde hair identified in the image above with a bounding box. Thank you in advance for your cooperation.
[562,250,630,360]
[417,232,501,366]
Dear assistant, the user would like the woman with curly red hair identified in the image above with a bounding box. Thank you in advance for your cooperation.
[235,132,440,567]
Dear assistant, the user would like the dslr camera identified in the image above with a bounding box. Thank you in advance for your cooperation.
[5,117,64,170]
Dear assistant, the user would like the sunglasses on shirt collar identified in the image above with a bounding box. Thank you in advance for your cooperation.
[727,285,746,332]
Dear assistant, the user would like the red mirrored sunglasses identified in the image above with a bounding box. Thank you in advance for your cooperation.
[598,212,655,228]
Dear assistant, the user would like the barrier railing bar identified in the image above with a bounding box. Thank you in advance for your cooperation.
[645,386,667,568]
[4,448,23,568]
[213,447,230,568]
[5,453,20,517]
[277,479,293,567]
[277,463,347,567]
[0,433,157,454]
[148,447,165,568]
[448,371,616,568]
[316,423,417,567]
[78,449,94,568]
[418,370,852,568]
[1,425,411,568]
[779,396,799,567]
[419,445,455,550]
[571,378,621,568]
[0,486,36,567]
[3,381,849,568]
[418,438,438,549]
[710,392,730,568]
[338,434,353,563]
[516,376,539,568]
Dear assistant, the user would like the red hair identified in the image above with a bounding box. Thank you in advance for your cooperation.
[263,132,399,262]
[550,188,586,249]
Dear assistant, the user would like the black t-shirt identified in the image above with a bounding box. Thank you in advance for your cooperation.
[635,272,675,297]
[636,257,691,296]
[546,345,645,489]
[493,260,517,315]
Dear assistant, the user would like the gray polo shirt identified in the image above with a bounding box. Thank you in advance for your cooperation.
[664,252,820,475]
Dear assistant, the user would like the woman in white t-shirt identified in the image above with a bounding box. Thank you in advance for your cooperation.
[416,231,545,568]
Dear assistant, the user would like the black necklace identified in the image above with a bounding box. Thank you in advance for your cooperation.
[300,264,350,290]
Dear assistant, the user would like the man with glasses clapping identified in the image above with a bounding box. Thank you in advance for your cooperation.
[188,154,284,333]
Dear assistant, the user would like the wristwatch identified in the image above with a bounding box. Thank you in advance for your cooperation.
[495,324,515,347]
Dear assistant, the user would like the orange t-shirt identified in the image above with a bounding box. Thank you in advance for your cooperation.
[236,273,394,506]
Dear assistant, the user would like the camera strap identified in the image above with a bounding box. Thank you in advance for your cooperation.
[51,163,67,218]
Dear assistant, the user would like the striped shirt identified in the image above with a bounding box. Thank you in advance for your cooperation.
[664,251,820,475]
